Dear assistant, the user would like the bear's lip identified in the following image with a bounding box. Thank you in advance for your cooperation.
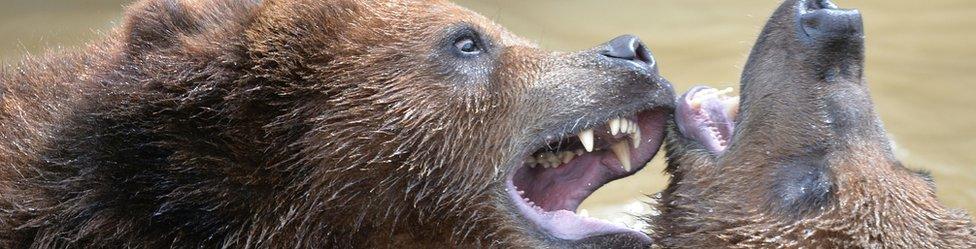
[504,108,666,242]
[675,86,740,155]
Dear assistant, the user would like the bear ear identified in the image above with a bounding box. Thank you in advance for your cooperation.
[121,0,262,53]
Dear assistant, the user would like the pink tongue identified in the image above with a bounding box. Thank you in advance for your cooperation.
[505,182,652,241]
[513,152,612,211]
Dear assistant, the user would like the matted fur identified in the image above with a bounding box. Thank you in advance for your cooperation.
[0,0,674,248]
[649,1,976,248]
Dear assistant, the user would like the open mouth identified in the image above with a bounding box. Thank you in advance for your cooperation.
[675,86,740,154]
[505,108,667,242]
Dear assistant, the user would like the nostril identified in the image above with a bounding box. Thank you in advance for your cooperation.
[600,35,656,70]
[634,43,655,68]
[601,35,640,60]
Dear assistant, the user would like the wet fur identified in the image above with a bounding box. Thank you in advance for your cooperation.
[0,0,516,247]
[654,123,976,248]
[0,0,676,248]
[650,1,976,248]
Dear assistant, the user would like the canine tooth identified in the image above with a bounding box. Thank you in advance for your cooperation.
[609,118,621,135]
[610,141,632,171]
[724,96,740,118]
[578,129,595,152]
[578,209,589,217]
[632,126,642,148]
[561,152,575,164]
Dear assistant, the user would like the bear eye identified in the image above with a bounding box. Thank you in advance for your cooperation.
[454,35,483,55]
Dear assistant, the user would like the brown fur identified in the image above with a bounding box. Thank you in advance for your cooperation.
[650,0,976,248]
[0,0,676,248]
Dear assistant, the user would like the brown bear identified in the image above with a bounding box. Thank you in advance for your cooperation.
[0,0,675,248]
[651,0,976,248]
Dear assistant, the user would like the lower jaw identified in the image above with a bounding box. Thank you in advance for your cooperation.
[504,177,652,242]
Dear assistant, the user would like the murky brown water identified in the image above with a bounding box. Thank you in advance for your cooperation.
[2,0,973,225]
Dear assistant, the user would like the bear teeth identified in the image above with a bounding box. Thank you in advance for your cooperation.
[690,87,735,109]
[528,118,643,170]
[610,141,632,171]
[606,118,641,148]
[723,96,740,119]
[578,129,595,152]
[609,118,621,135]
[528,151,572,168]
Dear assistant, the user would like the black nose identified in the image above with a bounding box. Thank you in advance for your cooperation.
[799,0,863,39]
[600,35,655,71]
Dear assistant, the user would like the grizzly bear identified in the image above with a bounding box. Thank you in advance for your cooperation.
[0,0,675,248]
[650,0,976,248]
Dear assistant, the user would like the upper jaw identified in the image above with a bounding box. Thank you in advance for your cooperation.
[515,82,675,175]
[528,81,675,147]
